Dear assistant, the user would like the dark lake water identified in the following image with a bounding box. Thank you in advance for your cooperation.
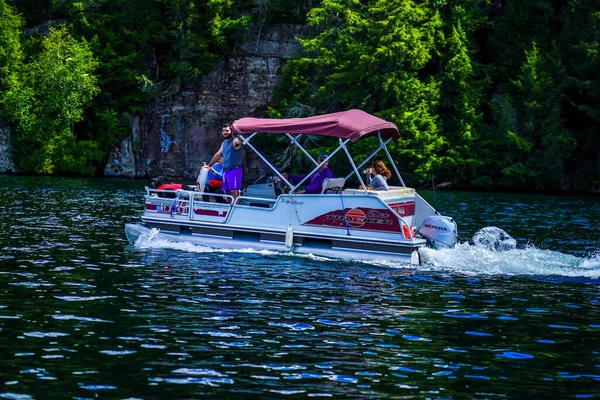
[1,175,599,399]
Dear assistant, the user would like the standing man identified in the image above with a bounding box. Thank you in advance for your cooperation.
[208,125,243,203]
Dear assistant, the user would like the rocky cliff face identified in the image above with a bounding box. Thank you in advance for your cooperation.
[0,120,18,174]
[104,24,305,183]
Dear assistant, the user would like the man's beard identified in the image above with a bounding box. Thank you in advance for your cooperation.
[223,132,232,139]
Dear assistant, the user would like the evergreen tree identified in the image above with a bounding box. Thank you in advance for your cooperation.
[487,1,587,191]
[276,0,444,182]
[437,1,487,186]
[499,43,574,189]
[556,0,600,191]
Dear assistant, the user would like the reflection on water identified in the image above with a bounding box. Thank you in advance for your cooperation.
[0,176,599,399]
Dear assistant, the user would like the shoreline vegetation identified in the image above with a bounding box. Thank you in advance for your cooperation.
[0,0,598,194]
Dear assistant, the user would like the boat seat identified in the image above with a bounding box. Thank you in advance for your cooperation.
[321,177,346,194]
[344,186,416,199]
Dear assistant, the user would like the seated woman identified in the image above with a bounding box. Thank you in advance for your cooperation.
[366,160,391,191]
[284,153,334,194]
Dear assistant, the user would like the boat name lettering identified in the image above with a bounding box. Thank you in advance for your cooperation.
[424,223,448,231]
[282,198,304,205]
[365,210,390,219]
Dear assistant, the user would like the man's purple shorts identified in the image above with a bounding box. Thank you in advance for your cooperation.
[222,166,242,191]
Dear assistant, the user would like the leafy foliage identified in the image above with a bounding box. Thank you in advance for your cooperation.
[435,1,488,185]
[1,0,599,192]
[271,0,600,192]
[486,0,598,191]
[0,0,24,92]
[276,0,444,180]
[3,27,99,174]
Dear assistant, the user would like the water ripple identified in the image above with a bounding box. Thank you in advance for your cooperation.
[22,332,69,338]
[496,351,534,359]
[1,177,599,399]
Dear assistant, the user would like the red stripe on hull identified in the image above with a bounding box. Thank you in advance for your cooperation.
[388,201,415,217]
[304,207,401,233]
[193,208,229,217]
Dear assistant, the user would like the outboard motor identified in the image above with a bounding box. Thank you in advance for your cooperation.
[418,215,458,250]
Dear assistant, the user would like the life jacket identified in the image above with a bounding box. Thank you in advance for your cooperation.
[157,183,183,191]
[155,183,183,198]
[208,179,222,189]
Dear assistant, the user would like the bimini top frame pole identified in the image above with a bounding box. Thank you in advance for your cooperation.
[339,138,368,191]
[232,110,402,192]
[285,133,319,168]
[239,132,292,188]
[283,137,352,193]
[342,131,406,189]
[240,131,353,194]
[381,134,406,187]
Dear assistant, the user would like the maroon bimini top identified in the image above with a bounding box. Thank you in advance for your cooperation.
[231,109,399,142]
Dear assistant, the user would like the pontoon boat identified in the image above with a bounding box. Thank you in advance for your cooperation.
[125,110,457,265]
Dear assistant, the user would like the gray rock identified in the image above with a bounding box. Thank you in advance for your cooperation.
[0,121,18,174]
[107,24,306,182]
[104,116,137,178]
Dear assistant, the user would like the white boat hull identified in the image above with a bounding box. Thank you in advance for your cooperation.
[125,222,422,264]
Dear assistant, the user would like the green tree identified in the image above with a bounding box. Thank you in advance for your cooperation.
[556,0,600,191]
[52,0,252,164]
[490,43,574,189]
[484,0,600,192]
[276,0,444,182]
[3,27,100,174]
[436,1,488,186]
[0,0,24,92]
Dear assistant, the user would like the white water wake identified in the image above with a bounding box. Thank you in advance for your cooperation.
[133,228,332,261]
[133,228,278,255]
[420,227,600,278]
[133,227,600,278]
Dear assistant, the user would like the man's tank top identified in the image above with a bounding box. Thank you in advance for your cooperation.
[222,139,243,171]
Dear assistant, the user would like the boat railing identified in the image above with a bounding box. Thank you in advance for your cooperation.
[146,187,233,204]
[146,187,192,199]
[146,187,281,210]
[144,189,193,220]
[145,189,235,220]
[191,191,233,204]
